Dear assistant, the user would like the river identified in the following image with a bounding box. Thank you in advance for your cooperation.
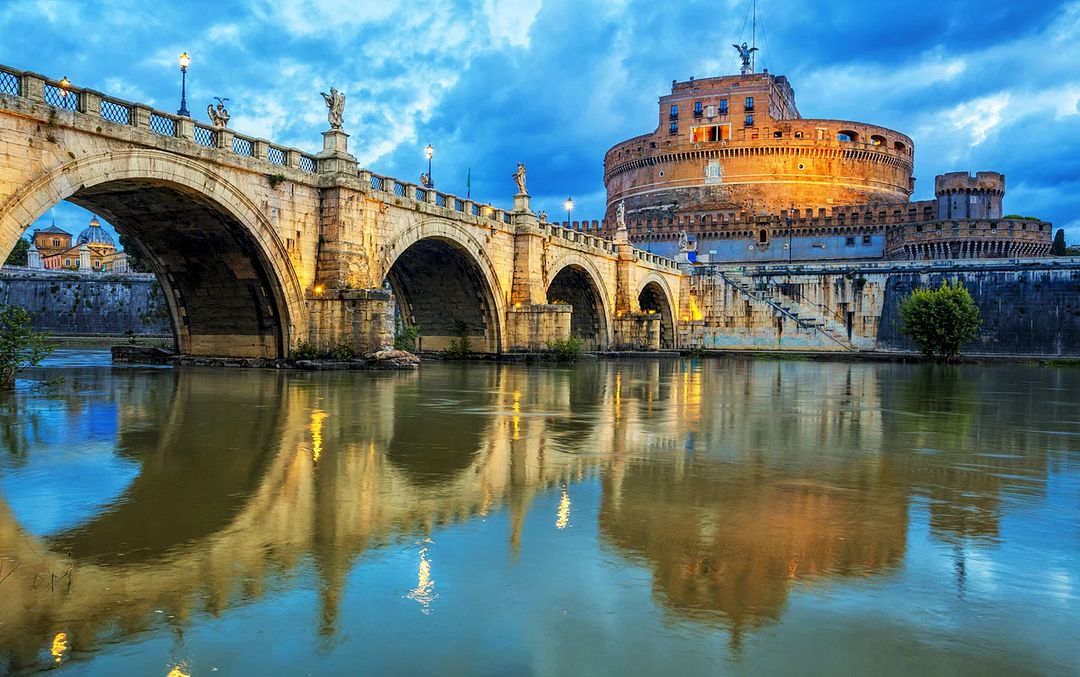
[0,350,1077,675]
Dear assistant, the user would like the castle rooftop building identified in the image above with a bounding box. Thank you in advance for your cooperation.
[563,65,1051,263]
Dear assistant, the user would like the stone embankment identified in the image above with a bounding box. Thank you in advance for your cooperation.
[0,266,169,335]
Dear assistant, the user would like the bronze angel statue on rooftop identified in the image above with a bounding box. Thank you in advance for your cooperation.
[321,87,345,130]
[733,42,758,74]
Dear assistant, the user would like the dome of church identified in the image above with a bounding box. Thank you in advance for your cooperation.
[76,216,115,248]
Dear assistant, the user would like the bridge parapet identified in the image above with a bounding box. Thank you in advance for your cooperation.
[0,64,322,176]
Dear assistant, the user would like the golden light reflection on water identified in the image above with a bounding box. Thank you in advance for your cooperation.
[309,409,328,463]
[512,388,521,440]
[49,632,67,664]
[556,486,571,529]
[406,544,437,613]
[166,665,190,677]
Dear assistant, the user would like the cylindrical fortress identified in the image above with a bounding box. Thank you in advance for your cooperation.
[601,73,914,238]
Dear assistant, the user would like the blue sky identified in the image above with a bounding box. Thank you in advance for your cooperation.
[3,0,1079,244]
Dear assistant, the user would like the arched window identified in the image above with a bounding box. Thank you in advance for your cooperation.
[870,135,886,146]
[758,229,768,244]
[894,141,907,153]
[837,130,859,142]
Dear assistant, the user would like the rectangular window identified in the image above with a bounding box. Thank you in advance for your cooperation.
[52,238,59,247]
[719,99,728,114]
[64,258,70,266]
[693,101,703,116]
[773,131,782,139]
[862,235,872,245]
[745,115,754,127]
[744,97,754,111]
[705,159,722,179]
[845,237,856,246]
[669,120,678,134]
[691,125,731,142]
[669,104,679,119]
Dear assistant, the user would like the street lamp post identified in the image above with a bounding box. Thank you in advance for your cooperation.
[564,196,574,228]
[177,52,191,117]
[424,144,434,188]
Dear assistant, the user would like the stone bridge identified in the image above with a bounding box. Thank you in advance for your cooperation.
[0,65,684,358]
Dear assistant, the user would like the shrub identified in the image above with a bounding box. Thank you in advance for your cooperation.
[394,317,420,351]
[0,305,54,389]
[329,344,356,360]
[899,280,982,361]
[444,320,471,358]
[292,341,321,360]
[546,336,584,362]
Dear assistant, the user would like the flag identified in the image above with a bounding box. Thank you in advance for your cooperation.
[466,168,471,199]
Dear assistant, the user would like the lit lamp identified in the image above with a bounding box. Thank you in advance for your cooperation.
[177,51,191,117]
[58,76,70,97]
[424,144,434,187]
[564,196,574,228]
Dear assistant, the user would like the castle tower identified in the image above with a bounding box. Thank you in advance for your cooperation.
[935,172,1005,221]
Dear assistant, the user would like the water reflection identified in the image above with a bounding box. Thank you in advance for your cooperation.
[0,356,1077,673]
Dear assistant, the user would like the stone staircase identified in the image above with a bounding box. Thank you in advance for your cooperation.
[718,271,857,351]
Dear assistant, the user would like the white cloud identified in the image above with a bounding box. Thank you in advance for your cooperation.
[483,0,542,48]
[944,93,1008,146]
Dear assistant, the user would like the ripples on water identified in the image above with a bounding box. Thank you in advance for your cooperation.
[0,351,1078,675]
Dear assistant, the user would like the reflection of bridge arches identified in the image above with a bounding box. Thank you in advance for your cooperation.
[638,276,676,349]
[547,256,611,350]
[383,220,505,353]
[47,370,286,563]
[0,151,306,358]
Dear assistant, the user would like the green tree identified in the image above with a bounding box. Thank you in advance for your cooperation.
[0,305,54,389]
[4,236,30,266]
[117,233,151,273]
[899,280,982,361]
[1051,229,1068,256]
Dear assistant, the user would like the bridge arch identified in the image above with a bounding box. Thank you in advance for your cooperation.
[382,219,505,353]
[638,274,676,349]
[546,254,611,350]
[0,150,305,359]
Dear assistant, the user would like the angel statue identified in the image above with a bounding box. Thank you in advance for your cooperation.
[678,230,691,252]
[320,87,346,130]
[616,201,626,229]
[207,97,230,128]
[538,210,548,221]
[512,162,527,195]
[732,42,759,75]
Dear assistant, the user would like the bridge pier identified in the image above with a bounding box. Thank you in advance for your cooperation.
[613,314,662,351]
[306,288,393,354]
[506,304,572,351]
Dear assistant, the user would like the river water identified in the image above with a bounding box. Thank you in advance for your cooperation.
[0,350,1077,675]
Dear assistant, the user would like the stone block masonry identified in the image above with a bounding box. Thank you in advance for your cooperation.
[0,266,170,335]
[678,259,1080,356]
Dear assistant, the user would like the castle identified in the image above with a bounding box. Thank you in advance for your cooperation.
[560,69,1052,263]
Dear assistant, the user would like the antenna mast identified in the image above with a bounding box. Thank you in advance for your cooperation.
[751,0,757,73]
